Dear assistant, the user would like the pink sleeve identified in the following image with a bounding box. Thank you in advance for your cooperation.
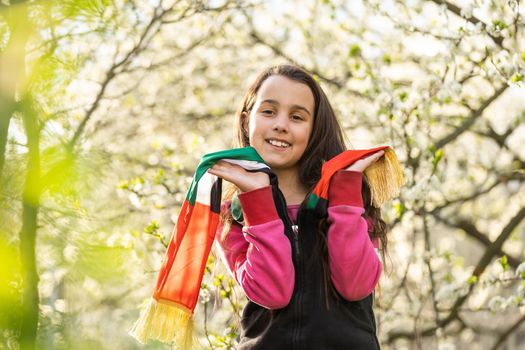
[215,186,294,309]
[327,170,382,301]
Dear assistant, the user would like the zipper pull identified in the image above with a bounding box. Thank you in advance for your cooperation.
[291,225,300,257]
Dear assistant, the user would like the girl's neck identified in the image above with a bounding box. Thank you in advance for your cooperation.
[274,168,309,206]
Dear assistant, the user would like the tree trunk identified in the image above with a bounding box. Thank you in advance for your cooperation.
[2,2,41,349]
[0,3,29,176]
[19,99,41,350]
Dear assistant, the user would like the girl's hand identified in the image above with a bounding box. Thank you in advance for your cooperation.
[345,150,385,172]
[207,160,270,192]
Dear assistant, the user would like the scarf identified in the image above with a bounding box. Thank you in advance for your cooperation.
[130,145,404,349]
[307,145,405,215]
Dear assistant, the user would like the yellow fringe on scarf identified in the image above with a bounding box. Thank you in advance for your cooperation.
[364,148,405,208]
[129,298,195,349]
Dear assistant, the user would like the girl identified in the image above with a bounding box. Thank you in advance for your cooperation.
[208,64,388,349]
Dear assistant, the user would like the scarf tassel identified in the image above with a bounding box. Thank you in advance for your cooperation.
[364,148,405,208]
[129,298,195,349]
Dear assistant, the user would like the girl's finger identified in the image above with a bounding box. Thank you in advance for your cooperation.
[369,150,385,161]
[210,161,232,173]
[211,161,225,170]
[208,162,245,180]
[214,160,242,171]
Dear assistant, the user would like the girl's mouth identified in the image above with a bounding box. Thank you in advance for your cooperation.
[266,139,291,149]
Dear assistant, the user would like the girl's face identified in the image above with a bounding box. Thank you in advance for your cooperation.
[247,75,314,175]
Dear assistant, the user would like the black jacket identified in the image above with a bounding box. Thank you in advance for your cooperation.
[238,187,381,350]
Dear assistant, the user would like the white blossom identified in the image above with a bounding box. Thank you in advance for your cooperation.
[517,283,525,296]
[516,262,525,278]
[512,53,525,69]
[508,0,519,12]
[436,283,457,301]
[474,22,483,32]
[448,80,462,95]
[128,192,142,208]
[460,5,473,19]
[199,288,210,304]
[488,295,508,312]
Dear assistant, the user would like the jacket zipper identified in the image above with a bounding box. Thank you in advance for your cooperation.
[277,189,303,350]
[277,189,300,258]
[287,201,303,350]
[292,224,300,258]
[275,187,310,350]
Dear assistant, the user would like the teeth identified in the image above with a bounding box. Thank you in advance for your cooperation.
[268,139,290,148]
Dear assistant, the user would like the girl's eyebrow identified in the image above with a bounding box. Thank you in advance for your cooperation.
[261,99,312,117]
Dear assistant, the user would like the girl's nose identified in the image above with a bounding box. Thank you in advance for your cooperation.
[272,113,289,133]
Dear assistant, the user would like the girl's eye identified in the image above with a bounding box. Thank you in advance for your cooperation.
[292,115,303,121]
[262,110,274,115]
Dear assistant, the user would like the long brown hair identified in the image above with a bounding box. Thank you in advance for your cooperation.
[220,64,388,301]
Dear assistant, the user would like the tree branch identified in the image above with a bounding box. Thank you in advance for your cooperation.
[490,314,525,350]
[430,0,504,48]
[434,84,507,149]
[67,2,177,149]
[431,213,522,269]
[240,10,369,100]
[388,206,525,342]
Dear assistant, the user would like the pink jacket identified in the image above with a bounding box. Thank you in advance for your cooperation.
[215,170,382,309]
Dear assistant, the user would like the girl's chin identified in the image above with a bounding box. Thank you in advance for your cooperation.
[263,157,297,171]
[256,147,299,169]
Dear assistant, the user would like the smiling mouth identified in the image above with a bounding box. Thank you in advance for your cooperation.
[266,139,291,148]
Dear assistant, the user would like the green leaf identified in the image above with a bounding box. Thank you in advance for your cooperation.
[444,272,453,283]
[213,273,224,287]
[0,237,22,331]
[394,202,406,218]
[500,255,509,271]
[117,180,129,190]
[443,250,452,262]
[467,275,478,285]
[432,149,444,172]
[510,74,523,83]
[154,168,165,184]
[348,44,362,58]
[144,220,159,234]
[60,0,112,20]
[492,20,507,30]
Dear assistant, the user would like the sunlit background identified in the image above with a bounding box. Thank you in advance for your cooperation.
[1,0,524,349]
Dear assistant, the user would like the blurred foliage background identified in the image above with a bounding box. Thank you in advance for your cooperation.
[0,0,524,349]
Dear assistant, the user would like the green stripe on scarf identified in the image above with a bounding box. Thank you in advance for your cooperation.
[186,147,266,205]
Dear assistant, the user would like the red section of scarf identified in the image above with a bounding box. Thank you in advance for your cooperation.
[153,201,219,311]
[313,146,390,201]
